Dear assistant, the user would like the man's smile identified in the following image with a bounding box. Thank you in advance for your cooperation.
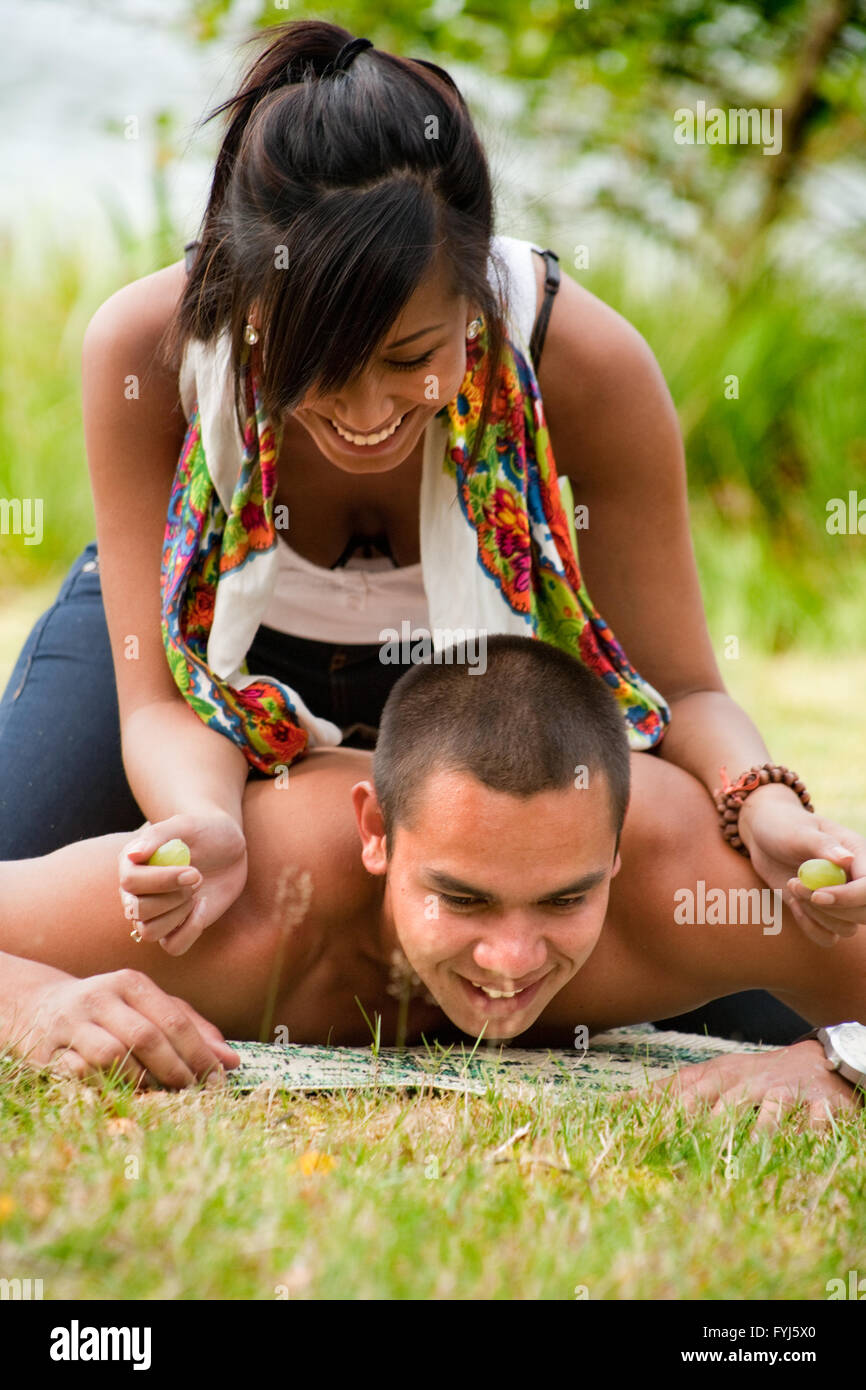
[455,970,553,1014]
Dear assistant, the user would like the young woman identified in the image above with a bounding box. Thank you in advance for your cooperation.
[1,21,862,1042]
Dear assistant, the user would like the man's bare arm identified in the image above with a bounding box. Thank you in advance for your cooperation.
[654,890,866,1027]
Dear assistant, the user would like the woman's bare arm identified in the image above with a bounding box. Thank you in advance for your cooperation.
[536,271,780,797]
[79,263,249,947]
[81,261,249,828]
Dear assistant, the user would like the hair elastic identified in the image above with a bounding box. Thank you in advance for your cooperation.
[329,37,373,76]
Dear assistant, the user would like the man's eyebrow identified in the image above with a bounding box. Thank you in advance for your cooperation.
[422,868,609,899]
[384,324,446,350]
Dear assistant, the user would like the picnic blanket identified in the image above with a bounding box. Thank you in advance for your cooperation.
[225,1025,774,1096]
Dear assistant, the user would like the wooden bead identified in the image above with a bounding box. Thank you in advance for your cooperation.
[717,763,812,861]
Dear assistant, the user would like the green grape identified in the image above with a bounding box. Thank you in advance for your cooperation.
[797,858,847,891]
[148,838,192,868]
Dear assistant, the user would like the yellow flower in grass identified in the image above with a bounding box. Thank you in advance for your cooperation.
[297,1150,337,1176]
[0,1194,15,1221]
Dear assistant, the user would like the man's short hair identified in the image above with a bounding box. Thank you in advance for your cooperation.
[373,635,631,850]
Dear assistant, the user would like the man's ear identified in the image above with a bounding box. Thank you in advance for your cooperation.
[351,780,388,877]
[611,848,622,880]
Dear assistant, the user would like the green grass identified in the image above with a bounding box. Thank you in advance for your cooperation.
[576,256,866,654]
[721,651,866,838]
[0,240,97,588]
[1,1059,865,1300]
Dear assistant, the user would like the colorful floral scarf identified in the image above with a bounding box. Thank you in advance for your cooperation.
[161,324,670,774]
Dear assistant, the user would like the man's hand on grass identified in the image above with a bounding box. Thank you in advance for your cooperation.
[23,968,239,1090]
[623,1040,860,1131]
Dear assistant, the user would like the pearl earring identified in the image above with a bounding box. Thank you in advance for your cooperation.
[244,322,259,345]
[466,316,483,340]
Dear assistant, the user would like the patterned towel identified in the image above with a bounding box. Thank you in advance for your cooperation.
[224,1025,773,1095]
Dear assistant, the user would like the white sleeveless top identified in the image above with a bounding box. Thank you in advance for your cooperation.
[261,536,429,643]
[255,234,545,644]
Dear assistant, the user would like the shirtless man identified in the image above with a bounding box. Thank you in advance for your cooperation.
[1,636,863,1126]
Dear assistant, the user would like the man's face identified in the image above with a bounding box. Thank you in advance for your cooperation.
[354,767,621,1040]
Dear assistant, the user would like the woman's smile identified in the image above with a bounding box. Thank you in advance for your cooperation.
[323,404,417,452]
[301,401,429,469]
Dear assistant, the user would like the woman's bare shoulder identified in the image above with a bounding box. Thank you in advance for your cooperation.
[81,258,190,435]
[534,265,678,484]
[83,258,189,364]
[537,267,664,406]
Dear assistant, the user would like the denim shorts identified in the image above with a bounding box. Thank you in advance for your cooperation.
[0,541,412,860]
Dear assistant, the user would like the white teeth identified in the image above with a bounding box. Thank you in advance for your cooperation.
[476,985,523,999]
[330,413,405,445]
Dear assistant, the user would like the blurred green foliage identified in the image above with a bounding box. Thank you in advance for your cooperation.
[581,256,865,650]
[213,0,866,284]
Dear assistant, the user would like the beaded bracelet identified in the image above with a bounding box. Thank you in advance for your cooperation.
[713,762,814,856]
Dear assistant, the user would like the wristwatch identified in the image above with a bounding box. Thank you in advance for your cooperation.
[799,1022,866,1093]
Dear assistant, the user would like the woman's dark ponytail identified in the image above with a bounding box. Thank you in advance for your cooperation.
[197,21,355,236]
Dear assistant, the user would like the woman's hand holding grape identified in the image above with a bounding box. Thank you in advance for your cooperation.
[118,811,248,955]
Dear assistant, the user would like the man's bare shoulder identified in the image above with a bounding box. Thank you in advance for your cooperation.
[521,921,710,1044]
[241,748,380,930]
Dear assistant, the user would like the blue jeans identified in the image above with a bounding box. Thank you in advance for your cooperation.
[0,541,412,860]
[0,542,143,856]
[0,543,808,1045]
